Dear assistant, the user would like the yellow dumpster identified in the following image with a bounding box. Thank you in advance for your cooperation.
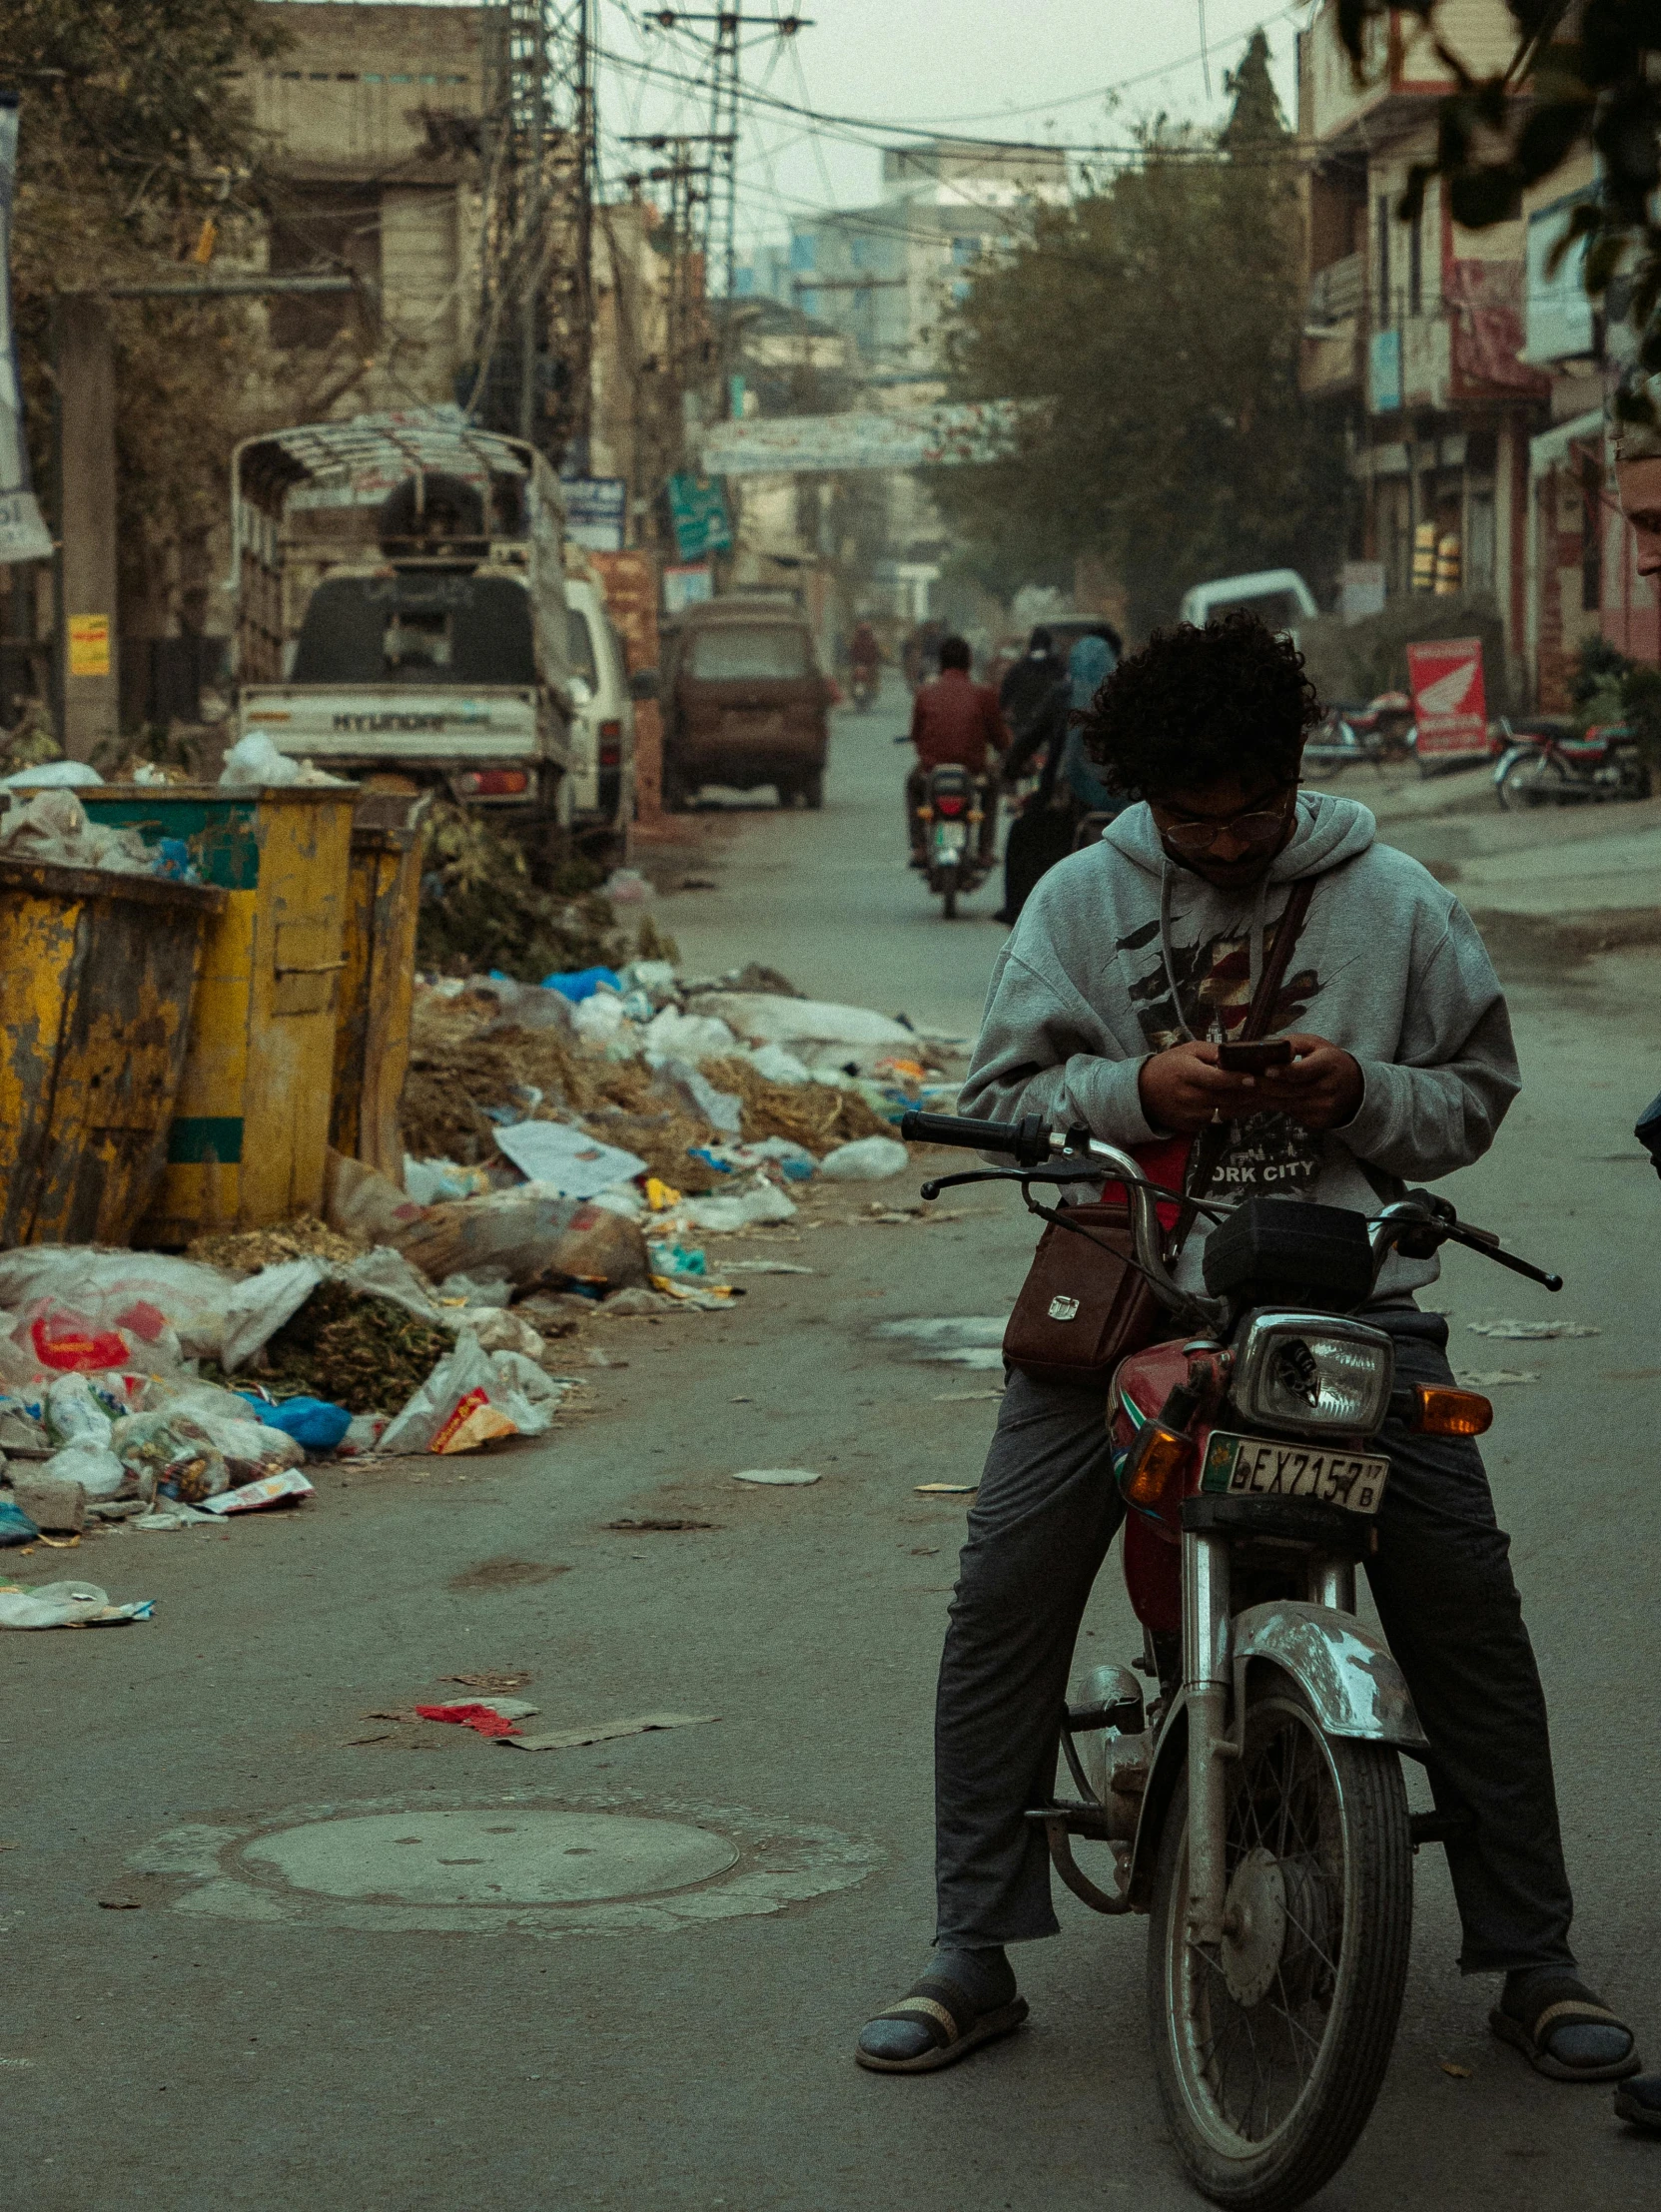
[331,822,421,1180]
[78,785,357,1241]
[0,856,227,1245]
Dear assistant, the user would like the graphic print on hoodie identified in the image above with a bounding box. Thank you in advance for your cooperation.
[959,791,1521,1298]
[1114,906,1324,1200]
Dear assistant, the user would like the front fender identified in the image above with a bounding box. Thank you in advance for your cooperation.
[1493,744,1527,784]
[1124,1604,1427,1908]
[1232,1600,1428,1752]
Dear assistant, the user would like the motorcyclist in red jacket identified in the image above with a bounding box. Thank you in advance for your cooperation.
[907,635,1009,865]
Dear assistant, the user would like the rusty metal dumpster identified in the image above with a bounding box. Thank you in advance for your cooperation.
[0,857,227,1245]
[77,784,357,1240]
[331,821,421,1179]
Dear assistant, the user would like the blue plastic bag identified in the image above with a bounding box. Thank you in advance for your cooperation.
[0,1495,41,1546]
[541,966,622,1004]
[243,1395,353,1452]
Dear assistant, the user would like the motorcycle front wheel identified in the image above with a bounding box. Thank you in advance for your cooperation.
[1495,749,1568,810]
[1148,1688,1411,2212]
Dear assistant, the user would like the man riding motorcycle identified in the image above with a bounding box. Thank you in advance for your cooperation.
[906,634,1009,869]
[859,612,1639,2096]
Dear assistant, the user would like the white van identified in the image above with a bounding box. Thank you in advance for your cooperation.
[1179,568,1318,639]
[563,574,636,857]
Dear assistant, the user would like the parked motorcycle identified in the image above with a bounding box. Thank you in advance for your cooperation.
[915,762,991,919]
[900,1106,1562,2211]
[1493,716,1651,809]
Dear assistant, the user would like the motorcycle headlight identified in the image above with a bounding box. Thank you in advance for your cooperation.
[1230,1315,1394,1437]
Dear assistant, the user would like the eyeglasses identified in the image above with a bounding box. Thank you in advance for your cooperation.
[1158,791,1294,857]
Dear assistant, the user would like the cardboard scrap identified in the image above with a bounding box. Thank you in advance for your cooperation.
[499,1711,720,1752]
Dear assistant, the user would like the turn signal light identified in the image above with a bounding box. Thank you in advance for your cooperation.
[1122,1423,1192,1508]
[598,719,622,768]
[1407,1385,1492,1437]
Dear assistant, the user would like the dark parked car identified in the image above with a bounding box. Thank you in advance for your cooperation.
[660,597,831,811]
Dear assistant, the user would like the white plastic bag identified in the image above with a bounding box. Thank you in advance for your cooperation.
[643,1007,739,1066]
[678,1175,797,1232]
[219,732,299,787]
[0,1250,240,1362]
[1,758,104,790]
[38,1443,127,1502]
[46,1372,115,1450]
[220,1257,326,1371]
[377,1330,566,1454]
[0,1580,152,1630]
[746,1043,813,1086]
[817,1135,910,1182]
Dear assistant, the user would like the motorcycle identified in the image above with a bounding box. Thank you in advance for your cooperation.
[1493,717,1651,810]
[849,665,879,713]
[899,1106,1563,2212]
[915,762,991,919]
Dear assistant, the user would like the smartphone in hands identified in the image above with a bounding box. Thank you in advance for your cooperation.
[1215,1038,1294,1076]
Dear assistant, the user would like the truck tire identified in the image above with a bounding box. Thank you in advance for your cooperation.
[802,765,825,810]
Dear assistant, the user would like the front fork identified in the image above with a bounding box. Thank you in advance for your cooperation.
[1182,1534,1357,1942]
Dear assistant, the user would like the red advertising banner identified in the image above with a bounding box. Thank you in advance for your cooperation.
[1406,637,1488,758]
[588,549,663,824]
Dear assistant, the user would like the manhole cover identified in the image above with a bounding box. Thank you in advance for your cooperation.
[244,1809,738,1906]
[132,1789,881,1939]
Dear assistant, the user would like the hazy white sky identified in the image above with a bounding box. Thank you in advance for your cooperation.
[591,0,1308,252]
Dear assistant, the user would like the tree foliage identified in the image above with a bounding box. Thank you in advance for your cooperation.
[1,4,371,648]
[929,34,1346,637]
[1340,4,1661,411]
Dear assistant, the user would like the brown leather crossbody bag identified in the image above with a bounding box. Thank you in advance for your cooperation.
[1001,877,1314,1388]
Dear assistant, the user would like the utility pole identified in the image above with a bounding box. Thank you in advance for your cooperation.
[476,1,596,466]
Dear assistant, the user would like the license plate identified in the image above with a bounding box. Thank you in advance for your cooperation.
[1201,1430,1388,1515]
[934,821,968,853]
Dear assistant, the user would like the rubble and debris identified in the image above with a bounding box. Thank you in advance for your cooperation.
[1457,1369,1541,1387]
[0,1580,153,1629]
[200,1469,317,1514]
[1466,1320,1601,1340]
[186,1217,368,1272]
[9,1472,87,1532]
[817,1136,909,1182]
[500,1711,720,1752]
[412,1700,529,1737]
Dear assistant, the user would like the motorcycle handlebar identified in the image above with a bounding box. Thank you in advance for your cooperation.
[900,1110,1054,1166]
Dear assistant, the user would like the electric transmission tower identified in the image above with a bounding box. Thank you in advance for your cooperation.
[472,0,596,466]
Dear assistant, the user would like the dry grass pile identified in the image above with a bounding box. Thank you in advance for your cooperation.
[703,1057,893,1154]
[259,1280,453,1415]
[399,991,901,1192]
[186,1215,369,1272]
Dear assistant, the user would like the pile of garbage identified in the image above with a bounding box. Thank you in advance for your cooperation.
[0,955,967,1566]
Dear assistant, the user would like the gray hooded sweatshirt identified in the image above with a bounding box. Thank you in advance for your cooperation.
[959,791,1519,1300]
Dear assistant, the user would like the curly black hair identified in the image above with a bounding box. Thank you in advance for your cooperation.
[1080,611,1321,797]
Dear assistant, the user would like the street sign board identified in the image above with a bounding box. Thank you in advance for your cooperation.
[562,474,626,551]
[666,473,732,561]
[700,399,1028,476]
[1407,637,1488,759]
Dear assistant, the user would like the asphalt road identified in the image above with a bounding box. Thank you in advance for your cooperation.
[7,698,1661,2210]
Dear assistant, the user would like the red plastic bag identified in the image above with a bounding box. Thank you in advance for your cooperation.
[30,1306,129,1374]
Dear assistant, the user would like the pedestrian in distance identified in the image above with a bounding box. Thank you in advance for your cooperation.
[997,630,1123,925]
[858,611,1641,2096]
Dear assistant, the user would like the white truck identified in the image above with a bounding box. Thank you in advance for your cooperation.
[230,407,610,865]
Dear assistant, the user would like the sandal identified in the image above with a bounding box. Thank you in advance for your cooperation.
[1489,1974,1641,2083]
[855,1974,1029,2074]
[1613,2074,1661,2131]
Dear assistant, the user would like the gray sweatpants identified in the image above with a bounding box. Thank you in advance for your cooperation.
[933,1312,1576,1974]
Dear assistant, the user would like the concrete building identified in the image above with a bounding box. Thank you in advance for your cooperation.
[1297,0,1547,696]
[240,2,490,412]
[742,140,1070,374]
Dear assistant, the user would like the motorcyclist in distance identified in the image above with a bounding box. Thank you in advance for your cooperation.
[906,635,1008,868]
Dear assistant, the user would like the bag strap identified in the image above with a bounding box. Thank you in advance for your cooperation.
[1166,874,1316,1257]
